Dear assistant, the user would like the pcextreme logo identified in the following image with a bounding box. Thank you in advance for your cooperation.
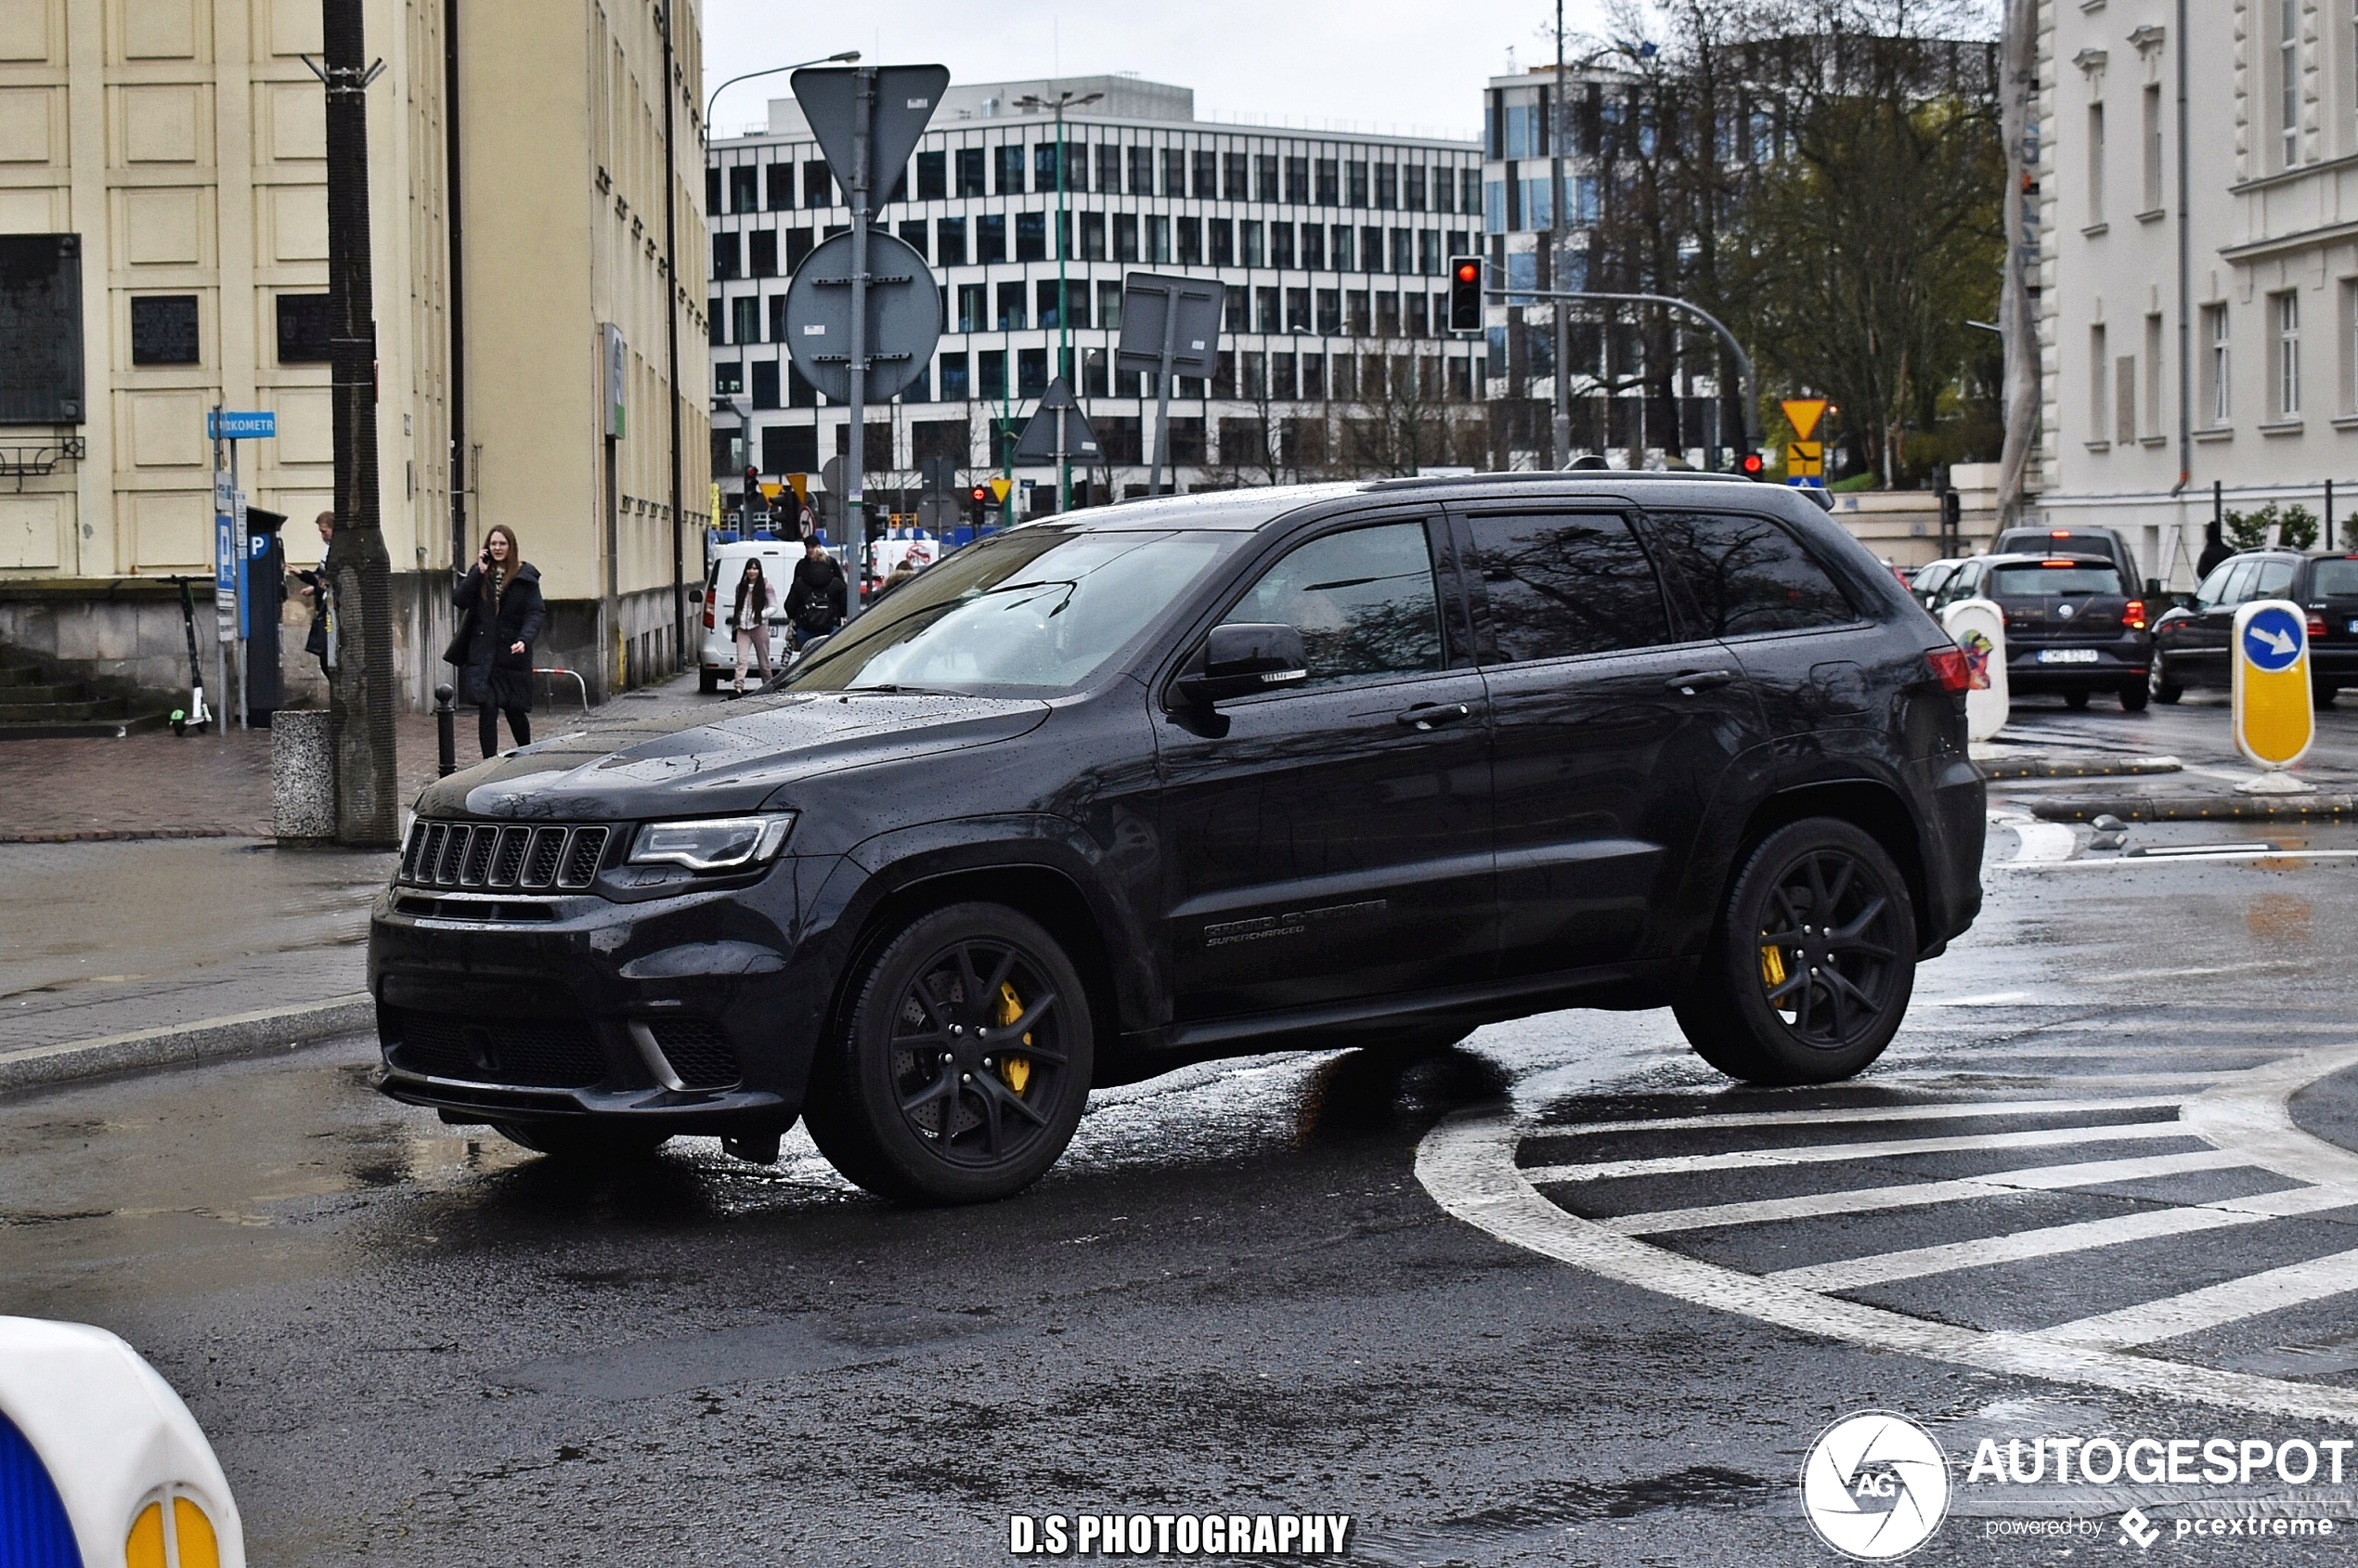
[1800,1411,1951,1561]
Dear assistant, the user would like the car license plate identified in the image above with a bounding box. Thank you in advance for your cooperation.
[2037,649,2100,664]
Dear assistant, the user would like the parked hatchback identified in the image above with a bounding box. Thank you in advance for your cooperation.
[371,475,1986,1203]
[1935,552,2152,710]
[2152,548,2358,704]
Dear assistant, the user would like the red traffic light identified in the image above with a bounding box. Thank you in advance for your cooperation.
[1454,261,1479,284]
[970,486,988,502]
[1739,451,1767,479]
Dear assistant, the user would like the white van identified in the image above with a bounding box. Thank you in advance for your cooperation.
[694,539,796,693]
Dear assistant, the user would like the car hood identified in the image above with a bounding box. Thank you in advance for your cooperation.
[415,692,1053,820]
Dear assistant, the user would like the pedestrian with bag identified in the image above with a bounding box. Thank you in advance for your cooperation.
[786,533,849,651]
[729,555,777,696]
[298,511,334,682]
[446,525,545,757]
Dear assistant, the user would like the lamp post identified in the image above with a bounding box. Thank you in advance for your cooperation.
[703,49,860,142]
[1016,88,1103,512]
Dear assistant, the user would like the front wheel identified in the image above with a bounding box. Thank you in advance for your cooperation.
[2316,683,2339,710]
[2150,657,2183,705]
[1674,819,1917,1085]
[802,902,1094,1204]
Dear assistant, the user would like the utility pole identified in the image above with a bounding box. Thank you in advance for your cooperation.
[1551,0,1571,469]
[319,0,397,847]
[657,1,685,669]
[1017,89,1102,512]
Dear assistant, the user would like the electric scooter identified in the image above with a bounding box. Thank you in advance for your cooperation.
[168,575,213,736]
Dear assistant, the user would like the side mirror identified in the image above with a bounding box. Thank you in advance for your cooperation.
[1175,622,1309,707]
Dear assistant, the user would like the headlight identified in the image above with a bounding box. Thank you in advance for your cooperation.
[628,813,796,872]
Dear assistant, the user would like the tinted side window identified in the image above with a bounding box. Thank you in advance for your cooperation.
[2252,559,2297,599]
[1230,522,1442,687]
[2215,560,2259,607]
[1647,512,1859,636]
[2192,562,2236,609]
[1464,512,1672,662]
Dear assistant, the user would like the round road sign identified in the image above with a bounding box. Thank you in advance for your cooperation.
[782,229,942,405]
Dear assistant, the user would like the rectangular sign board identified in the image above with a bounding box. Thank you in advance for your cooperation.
[1115,274,1224,380]
[207,409,277,441]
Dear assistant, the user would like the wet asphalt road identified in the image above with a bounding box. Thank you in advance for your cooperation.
[10,719,2358,1562]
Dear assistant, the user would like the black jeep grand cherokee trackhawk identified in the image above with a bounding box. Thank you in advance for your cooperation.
[372,474,1985,1202]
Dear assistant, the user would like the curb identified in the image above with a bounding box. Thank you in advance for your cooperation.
[2029,794,2358,823]
[0,827,257,845]
[0,994,373,1095]
[1976,754,2183,782]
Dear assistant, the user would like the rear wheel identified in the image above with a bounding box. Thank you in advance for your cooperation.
[2118,680,2149,712]
[802,902,1094,1204]
[697,667,720,694]
[492,1121,672,1161]
[1674,819,1917,1086]
[2150,657,2183,705]
[2064,690,2091,710]
[2316,683,2339,709]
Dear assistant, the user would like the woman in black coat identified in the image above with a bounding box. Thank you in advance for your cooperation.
[447,524,545,756]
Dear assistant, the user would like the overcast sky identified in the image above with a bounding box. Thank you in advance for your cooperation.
[701,0,1616,142]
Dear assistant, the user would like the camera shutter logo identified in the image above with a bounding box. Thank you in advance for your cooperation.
[1799,1411,1950,1560]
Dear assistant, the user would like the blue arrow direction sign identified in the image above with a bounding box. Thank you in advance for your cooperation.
[2241,604,2304,672]
[207,409,276,441]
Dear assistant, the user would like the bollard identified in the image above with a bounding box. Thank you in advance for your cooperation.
[434,683,456,777]
[270,710,336,840]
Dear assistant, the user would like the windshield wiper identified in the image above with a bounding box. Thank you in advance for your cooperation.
[845,682,965,696]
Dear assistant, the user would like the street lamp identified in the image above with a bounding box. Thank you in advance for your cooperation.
[1015,89,1104,512]
[703,49,860,142]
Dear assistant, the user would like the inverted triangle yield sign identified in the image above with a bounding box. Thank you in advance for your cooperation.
[791,65,950,198]
[1781,398,1827,442]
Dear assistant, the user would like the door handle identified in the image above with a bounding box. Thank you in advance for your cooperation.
[1664,669,1736,694]
[1395,702,1473,730]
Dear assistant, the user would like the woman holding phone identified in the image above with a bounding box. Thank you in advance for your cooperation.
[446,525,545,757]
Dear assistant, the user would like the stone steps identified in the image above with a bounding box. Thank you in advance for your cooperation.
[0,650,173,741]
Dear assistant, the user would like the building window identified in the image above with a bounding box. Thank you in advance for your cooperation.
[955,148,986,197]
[1520,176,1553,230]
[728,165,758,214]
[1256,286,1280,333]
[1192,149,1218,198]
[1080,211,1107,260]
[1406,293,1429,337]
[956,283,984,333]
[997,281,1026,331]
[977,214,1006,264]
[1097,280,1122,330]
[937,217,966,267]
[1095,143,1121,193]
[705,167,720,213]
[2140,84,2163,213]
[1417,230,1438,275]
[1375,163,1397,209]
[916,150,947,201]
[1113,213,1139,263]
[2282,0,2300,168]
[713,360,742,394]
[2089,324,2108,439]
[2201,302,2230,424]
[707,295,723,345]
[712,232,741,280]
[769,294,789,343]
[996,144,1025,194]
[1254,154,1278,202]
[731,296,761,345]
[788,362,817,408]
[785,227,814,271]
[896,220,928,261]
[766,163,793,210]
[1376,292,1399,337]
[1362,226,1384,274]
[1128,145,1155,195]
[2086,102,2104,225]
[1431,165,1452,214]
[1285,155,1310,203]
[2144,313,2164,438]
[1347,161,1369,207]
[1315,158,1340,205]
[2275,289,2302,417]
[1404,165,1427,211]
[1147,214,1172,263]
[1037,279,1063,331]
[1485,180,1507,233]
[1162,147,1186,197]
[803,161,832,207]
[1016,212,1046,261]
[1347,290,1371,335]
[1241,220,1263,266]
[130,294,199,365]
[1271,222,1294,268]
[1462,169,1483,214]
[1223,152,1249,201]
[1389,227,1412,274]
[1316,288,1341,334]
[2115,350,2136,446]
[1302,224,1325,269]
[1017,347,1047,397]
[978,349,1006,400]
[274,293,330,363]
[752,359,780,410]
[748,230,777,278]
[1286,286,1311,333]
[1332,225,1354,271]
[1575,175,1600,226]
[1205,218,1231,266]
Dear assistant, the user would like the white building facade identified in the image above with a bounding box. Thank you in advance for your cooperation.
[2035,0,2358,587]
[705,76,1486,514]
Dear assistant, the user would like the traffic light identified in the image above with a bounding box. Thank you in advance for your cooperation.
[968,485,989,527]
[1739,450,1767,481]
[1446,255,1483,333]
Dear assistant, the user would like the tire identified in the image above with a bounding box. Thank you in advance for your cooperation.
[697,667,720,694]
[1674,819,1917,1086]
[802,902,1095,1204]
[2150,657,2183,705]
[2316,684,2339,710]
[2118,680,2149,712]
[492,1121,672,1161]
[2064,690,2091,710]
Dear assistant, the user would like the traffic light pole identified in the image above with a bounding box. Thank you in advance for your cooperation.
[1492,287,1761,458]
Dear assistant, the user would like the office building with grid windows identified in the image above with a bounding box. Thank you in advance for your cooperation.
[706,75,1485,512]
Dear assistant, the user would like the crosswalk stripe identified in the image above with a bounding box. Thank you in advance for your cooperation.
[1522,1121,2198,1186]
[1771,1184,2358,1292]
[1539,1095,2189,1139]
[1598,1149,2255,1235]
[2037,1245,2358,1348]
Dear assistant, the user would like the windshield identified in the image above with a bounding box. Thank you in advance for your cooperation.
[784,526,1239,696]
[1990,564,2122,597]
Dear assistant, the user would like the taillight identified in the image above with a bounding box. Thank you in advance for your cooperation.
[2309,611,2328,641]
[703,599,715,630]
[2124,598,2146,630]
[1925,644,1973,693]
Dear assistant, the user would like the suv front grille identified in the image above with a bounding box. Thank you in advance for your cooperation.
[385,1008,609,1088]
[399,821,611,891]
[648,1018,743,1090]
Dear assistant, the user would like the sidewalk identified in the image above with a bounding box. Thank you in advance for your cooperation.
[0,674,721,1064]
[1982,693,2358,822]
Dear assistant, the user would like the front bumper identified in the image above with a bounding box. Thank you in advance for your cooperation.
[367,865,834,1133]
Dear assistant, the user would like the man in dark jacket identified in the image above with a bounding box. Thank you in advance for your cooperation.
[786,536,848,648]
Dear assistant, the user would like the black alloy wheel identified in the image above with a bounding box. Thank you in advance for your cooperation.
[804,902,1094,1204]
[1675,819,1916,1085]
[2150,656,2183,704]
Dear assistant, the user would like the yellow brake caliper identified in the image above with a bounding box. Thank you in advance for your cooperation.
[1759,937,1789,991]
[995,982,1033,1095]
